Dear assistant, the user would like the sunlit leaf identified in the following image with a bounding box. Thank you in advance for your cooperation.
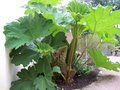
[81,6,120,43]
[88,48,120,71]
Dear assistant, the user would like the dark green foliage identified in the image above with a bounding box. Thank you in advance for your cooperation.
[10,66,37,90]
[33,57,55,90]
[10,46,39,67]
[4,13,53,49]
[10,57,56,90]
[42,32,69,48]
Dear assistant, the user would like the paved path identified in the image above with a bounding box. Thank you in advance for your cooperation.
[76,56,120,90]
[80,68,120,90]
[108,56,120,63]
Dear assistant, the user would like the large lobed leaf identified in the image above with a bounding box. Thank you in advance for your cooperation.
[10,66,37,90]
[88,48,120,71]
[10,57,56,90]
[4,13,53,49]
[81,6,120,43]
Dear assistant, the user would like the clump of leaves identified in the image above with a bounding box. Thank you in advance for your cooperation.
[10,56,59,90]
[3,0,120,90]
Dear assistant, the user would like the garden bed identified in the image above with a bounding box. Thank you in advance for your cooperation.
[58,69,99,90]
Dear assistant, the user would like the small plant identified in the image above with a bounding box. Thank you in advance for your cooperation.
[4,0,120,90]
[74,58,94,75]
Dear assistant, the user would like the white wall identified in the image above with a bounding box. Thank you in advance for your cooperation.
[0,0,28,90]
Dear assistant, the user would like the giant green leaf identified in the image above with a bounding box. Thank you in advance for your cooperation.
[11,66,37,90]
[4,13,53,49]
[88,48,120,71]
[10,46,39,67]
[11,57,56,90]
[81,6,120,43]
